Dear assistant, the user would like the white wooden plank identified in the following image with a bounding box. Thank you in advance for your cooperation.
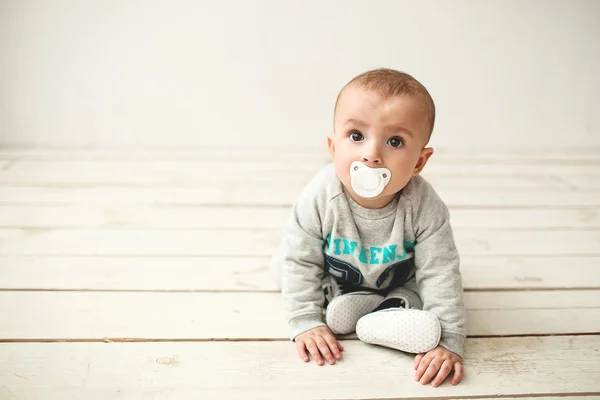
[0,148,332,162]
[1,256,599,291]
[2,185,600,206]
[1,205,599,229]
[0,174,573,191]
[0,337,599,399]
[0,205,293,229]
[2,159,600,188]
[3,154,600,173]
[0,160,319,185]
[2,148,599,164]
[0,256,280,291]
[459,256,600,290]
[0,229,278,256]
[0,184,300,206]
[557,173,600,191]
[0,291,598,339]
[439,190,600,207]
[426,164,600,175]
[0,228,598,256]
[0,160,588,190]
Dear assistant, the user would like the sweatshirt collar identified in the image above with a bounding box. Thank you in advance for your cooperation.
[343,187,400,219]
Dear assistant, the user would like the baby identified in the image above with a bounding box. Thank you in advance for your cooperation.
[270,68,466,387]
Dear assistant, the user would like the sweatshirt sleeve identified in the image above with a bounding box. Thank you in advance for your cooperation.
[411,180,467,358]
[278,175,329,340]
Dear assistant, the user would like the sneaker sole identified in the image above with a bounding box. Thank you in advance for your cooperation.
[326,292,384,335]
[356,308,441,353]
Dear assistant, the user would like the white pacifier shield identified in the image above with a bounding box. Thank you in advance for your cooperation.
[350,161,391,198]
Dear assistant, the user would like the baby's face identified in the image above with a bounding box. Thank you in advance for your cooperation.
[328,86,433,208]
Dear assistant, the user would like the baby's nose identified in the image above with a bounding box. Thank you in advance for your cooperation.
[361,153,382,165]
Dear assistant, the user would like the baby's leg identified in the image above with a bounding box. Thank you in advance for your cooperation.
[322,275,385,334]
[356,283,441,354]
[374,285,423,311]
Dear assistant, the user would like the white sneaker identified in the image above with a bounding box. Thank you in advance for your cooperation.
[356,308,441,354]
[325,292,385,335]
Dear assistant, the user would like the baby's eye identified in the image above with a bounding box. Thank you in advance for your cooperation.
[388,136,404,148]
[349,131,364,142]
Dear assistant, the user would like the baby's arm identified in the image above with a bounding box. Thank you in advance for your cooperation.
[280,199,328,337]
[413,205,466,356]
[277,176,343,364]
[410,181,467,384]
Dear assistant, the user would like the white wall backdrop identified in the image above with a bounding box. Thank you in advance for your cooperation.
[1,0,599,151]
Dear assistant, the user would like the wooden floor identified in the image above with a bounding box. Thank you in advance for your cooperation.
[0,148,599,399]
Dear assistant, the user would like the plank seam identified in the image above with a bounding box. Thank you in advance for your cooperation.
[2,253,599,257]
[1,332,599,343]
[1,202,600,210]
[359,392,600,400]
[1,287,600,293]
[1,226,600,232]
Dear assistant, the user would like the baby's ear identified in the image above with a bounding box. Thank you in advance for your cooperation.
[413,147,434,175]
[327,134,335,158]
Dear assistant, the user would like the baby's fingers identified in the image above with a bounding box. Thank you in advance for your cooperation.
[414,353,424,370]
[431,359,454,387]
[414,353,434,381]
[419,357,441,385]
[324,335,343,361]
[295,340,309,363]
[315,337,336,365]
[304,338,325,366]
[451,362,464,385]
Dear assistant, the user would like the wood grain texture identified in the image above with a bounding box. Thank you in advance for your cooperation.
[3,185,600,207]
[2,159,595,191]
[0,228,598,256]
[1,205,599,229]
[2,149,599,400]
[1,148,599,163]
[0,336,599,400]
[1,256,599,291]
[557,173,600,191]
[0,291,598,340]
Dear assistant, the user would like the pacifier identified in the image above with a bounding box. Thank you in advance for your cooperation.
[350,161,392,198]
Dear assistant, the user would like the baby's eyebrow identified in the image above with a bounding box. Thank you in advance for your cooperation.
[386,124,414,138]
[344,118,367,127]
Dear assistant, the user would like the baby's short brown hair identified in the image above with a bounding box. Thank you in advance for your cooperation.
[335,68,436,139]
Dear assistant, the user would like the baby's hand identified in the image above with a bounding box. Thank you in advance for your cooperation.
[294,326,344,366]
[414,346,463,387]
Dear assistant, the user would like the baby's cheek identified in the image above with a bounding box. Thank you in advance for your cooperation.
[391,173,412,191]
[334,163,351,186]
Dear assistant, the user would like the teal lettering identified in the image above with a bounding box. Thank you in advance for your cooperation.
[326,235,331,254]
[370,247,382,264]
[403,240,415,251]
[333,238,342,255]
[396,246,407,259]
[382,244,397,263]
[342,239,358,255]
[358,246,368,263]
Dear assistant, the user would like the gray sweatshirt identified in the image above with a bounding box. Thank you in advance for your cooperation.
[272,163,467,357]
